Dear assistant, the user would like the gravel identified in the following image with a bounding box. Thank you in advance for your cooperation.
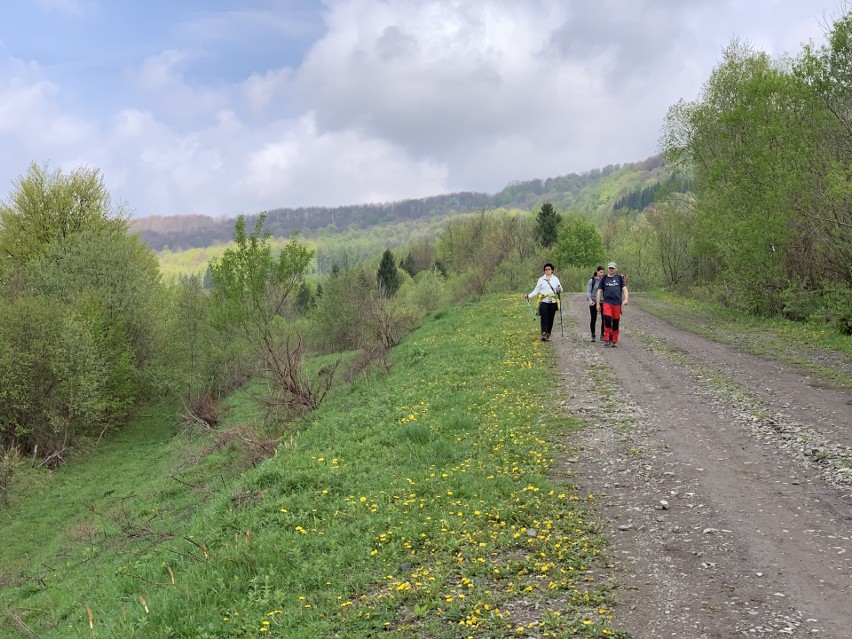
[553,294,851,639]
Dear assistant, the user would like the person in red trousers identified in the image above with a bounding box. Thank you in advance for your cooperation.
[595,262,629,347]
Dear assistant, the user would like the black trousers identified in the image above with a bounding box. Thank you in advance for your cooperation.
[589,304,602,337]
[539,302,558,334]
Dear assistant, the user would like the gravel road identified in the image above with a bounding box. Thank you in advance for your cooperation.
[553,294,851,639]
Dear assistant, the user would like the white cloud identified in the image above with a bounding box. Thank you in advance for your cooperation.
[0,56,95,185]
[241,67,293,118]
[0,1,843,217]
[237,112,447,209]
[125,50,230,125]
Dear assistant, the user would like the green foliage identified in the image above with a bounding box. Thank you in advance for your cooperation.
[398,267,449,313]
[0,293,135,455]
[376,249,401,297]
[0,295,623,639]
[436,210,536,296]
[296,280,316,313]
[605,215,664,290]
[0,163,127,274]
[488,253,544,294]
[309,267,371,353]
[400,237,437,277]
[210,215,314,336]
[28,227,162,365]
[209,215,322,415]
[0,444,22,506]
[661,19,852,315]
[551,215,606,270]
[644,193,698,286]
[151,275,230,402]
[0,164,161,458]
[534,202,562,248]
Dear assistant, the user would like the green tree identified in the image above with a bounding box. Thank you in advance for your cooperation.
[209,215,331,415]
[0,163,126,274]
[534,202,562,248]
[645,194,699,286]
[551,215,606,269]
[0,163,160,458]
[400,237,436,277]
[663,39,818,312]
[153,274,226,405]
[296,281,316,312]
[309,267,370,353]
[376,249,401,297]
[436,210,536,296]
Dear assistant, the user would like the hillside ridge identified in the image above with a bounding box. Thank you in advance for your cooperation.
[132,155,668,251]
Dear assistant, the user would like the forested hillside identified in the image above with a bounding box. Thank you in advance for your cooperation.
[131,156,671,251]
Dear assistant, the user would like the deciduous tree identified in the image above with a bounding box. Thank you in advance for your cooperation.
[552,215,606,269]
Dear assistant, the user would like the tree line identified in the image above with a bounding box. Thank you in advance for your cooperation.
[657,12,851,329]
[132,161,663,252]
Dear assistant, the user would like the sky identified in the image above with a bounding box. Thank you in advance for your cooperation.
[0,1,846,219]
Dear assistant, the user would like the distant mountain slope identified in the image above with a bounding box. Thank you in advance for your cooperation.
[131,155,670,251]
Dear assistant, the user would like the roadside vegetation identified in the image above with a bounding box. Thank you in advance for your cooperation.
[637,292,852,388]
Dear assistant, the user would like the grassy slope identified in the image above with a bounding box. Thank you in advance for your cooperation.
[1,296,623,639]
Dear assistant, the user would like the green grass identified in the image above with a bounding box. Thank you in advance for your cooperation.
[1,295,624,639]
[637,291,852,388]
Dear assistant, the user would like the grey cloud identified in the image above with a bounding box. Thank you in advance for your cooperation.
[546,0,719,90]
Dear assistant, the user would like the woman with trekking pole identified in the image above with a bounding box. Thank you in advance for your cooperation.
[525,263,562,341]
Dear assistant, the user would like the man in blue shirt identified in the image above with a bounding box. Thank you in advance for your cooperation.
[595,262,629,347]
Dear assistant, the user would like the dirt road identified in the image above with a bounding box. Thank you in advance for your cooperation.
[553,294,851,639]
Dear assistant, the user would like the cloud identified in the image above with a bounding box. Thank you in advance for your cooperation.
[297,1,549,152]
[125,50,230,125]
[0,56,96,188]
[236,113,447,209]
[241,67,293,118]
[0,0,842,217]
[292,0,675,190]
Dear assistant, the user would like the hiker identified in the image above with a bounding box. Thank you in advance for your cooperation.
[525,263,562,341]
[586,265,605,342]
[595,261,629,347]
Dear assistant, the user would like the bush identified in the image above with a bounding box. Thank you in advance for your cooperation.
[399,268,449,315]
[815,286,852,334]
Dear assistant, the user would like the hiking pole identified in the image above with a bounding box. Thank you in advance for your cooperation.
[558,292,564,337]
[525,297,535,321]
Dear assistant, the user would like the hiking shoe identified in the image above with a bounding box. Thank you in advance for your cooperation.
[611,343,618,348]
[591,335,596,342]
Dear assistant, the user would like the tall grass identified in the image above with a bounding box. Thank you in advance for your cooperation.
[1,295,623,638]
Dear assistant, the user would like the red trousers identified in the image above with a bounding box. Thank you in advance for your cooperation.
[601,303,622,343]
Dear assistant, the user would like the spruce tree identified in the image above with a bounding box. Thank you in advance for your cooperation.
[376,249,401,297]
[534,202,561,248]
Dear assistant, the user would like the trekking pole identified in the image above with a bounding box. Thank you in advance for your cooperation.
[558,292,564,337]
[525,297,535,321]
